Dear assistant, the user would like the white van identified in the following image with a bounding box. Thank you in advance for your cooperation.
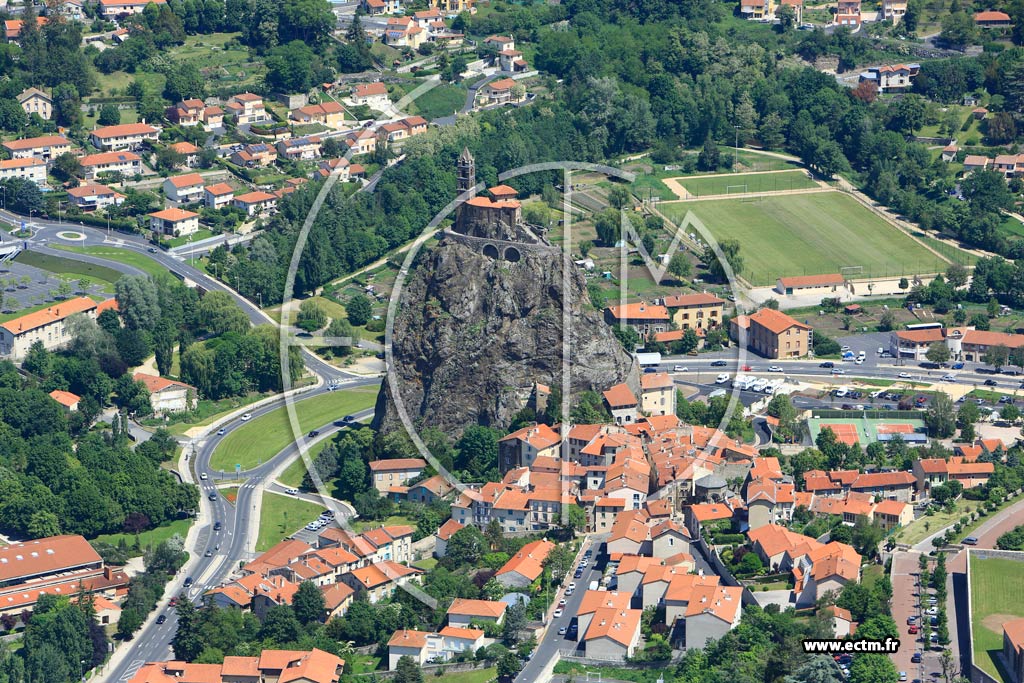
[589,580,599,591]
[834,387,848,398]
[715,373,730,384]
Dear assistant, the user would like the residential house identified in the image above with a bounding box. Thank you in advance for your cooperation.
[80,151,141,180]
[163,173,205,204]
[848,470,916,502]
[484,35,515,51]
[663,292,725,331]
[730,308,812,359]
[0,297,113,358]
[495,539,554,587]
[775,273,844,295]
[882,0,907,22]
[99,0,167,19]
[406,474,454,504]
[640,372,675,417]
[345,129,377,156]
[148,207,200,237]
[959,329,1024,362]
[446,598,507,627]
[976,10,1012,26]
[889,327,945,360]
[230,143,277,167]
[0,158,47,187]
[133,373,197,414]
[480,78,522,106]
[433,518,464,558]
[167,99,206,126]
[90,123,160,151]
[499,423,561,471]
[836,0,861,27]
[913,456,994,494]
[202,105,224,129]
[339,561,421,603]
[3,135,70,161]
[582,608,643,660]
[350,82,390,108]
[277,136,323,161]
[746,478,796,530]
[963,155,991,173]
[793,541,861,607]
[386,627,483,670]
[225,93,268,125]
[369,458,428,493]
[739,0,774,20]
[49,389,81,411]
[230,191,277,218]
[942,143,959,162]
[412,8,443,27]
[291,101,348,127]
[4,17,47,43]
[385,17,427,48]
[859,64,920,92]
[317,158,363,181]
[361,0,402,14]
[603,384,639,425]
[204,183,234,210]
[684,584,744,649]
[431,0,472,12]
[872,500,914,531]
[67,183,125,212]
[16,88,52,121]
[498,48,528,72]
[128,648,344,683]
[604,302,670,337]
[168,141,200,167]
[780,0,804,22]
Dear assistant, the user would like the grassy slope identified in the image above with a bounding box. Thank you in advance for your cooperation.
[209,387,378,471]
[14,250,122,284]
[659,192,943,285]
[256,492,325,551]
[93,518,193,555]
[52,244,167,278]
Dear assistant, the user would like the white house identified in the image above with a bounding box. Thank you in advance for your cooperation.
[163,173,205,204]
[0,158,47,187]
[204,183,234,210]
[79,151,141,180]
[89,123,160,150]
[148,207,200,237]
[67,183,125,211]
[132,373,197,415]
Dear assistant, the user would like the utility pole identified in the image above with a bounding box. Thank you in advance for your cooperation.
[734,126,740,171]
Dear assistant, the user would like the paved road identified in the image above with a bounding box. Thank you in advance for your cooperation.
[103,398,378,683]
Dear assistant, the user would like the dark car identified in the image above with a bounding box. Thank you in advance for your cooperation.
[208,492,217,501]
[343,415,355,422]
[819,361,834,368]
[710,360,728,367]
[985,379,999,386]
[307,430,320,438]
[213,521,222,531]
[911,652,922,664]
[147,247,157,253]
[643,367,658,373]
[183,577,194,588]
[156,614,167,624]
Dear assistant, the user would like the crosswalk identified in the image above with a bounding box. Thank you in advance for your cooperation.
[119,659,145,681]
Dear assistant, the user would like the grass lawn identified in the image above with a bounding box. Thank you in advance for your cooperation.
[209,387,378,471]
[222,486,239,504]
[94,70,165,98]
[406,83,467,120]
[277,438,333,489]
[52,244,166,278]
[167,229,216,248]
[14,250,122,284]
[676,170,818,197]
[143,392,269,436]
[93,518,192,554]
[896,495,1014,546]
[658,192,946,286]
[256,492,325,552]
[414,557,438,571]
[344,654,381,675]
[427,668,496,683]
[970,553,1024,682]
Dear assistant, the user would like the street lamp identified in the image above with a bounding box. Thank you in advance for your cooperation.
[734,125,741,171]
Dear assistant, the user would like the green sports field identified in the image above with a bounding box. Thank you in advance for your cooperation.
[676,170,819,196]
[970,553,1024,682]
[658,192,945,285]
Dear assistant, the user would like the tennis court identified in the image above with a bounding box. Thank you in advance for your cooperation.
[807,417,926,446]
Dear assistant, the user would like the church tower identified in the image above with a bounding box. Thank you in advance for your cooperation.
[457,147,475,193]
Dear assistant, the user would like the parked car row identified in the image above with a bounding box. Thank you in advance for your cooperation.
[304,509,335,531]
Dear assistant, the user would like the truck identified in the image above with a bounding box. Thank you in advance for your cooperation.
[732,375,750,390]
[589,580,599,591]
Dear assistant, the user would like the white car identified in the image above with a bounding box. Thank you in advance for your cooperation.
[568,582,576,590]
[855,358,864,365]
[715,373,730,384]
[674,365,688,372]
[200,472,208,480]
[240,413,253,422]
[942,374,956,382]
[898,372,911,379]
[841,345,851,352]
[553,608,563,618]
[768,365,783,373]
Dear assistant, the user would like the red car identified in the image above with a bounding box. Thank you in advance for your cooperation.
[741,365,752,371]
[908,625,919,634]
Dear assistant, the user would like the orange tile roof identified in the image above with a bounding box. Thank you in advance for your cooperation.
[321,582,354,610]
[2,135,69,151]
[583,607,643,646]
[368,457,427,471]
[663,572,719,603]
[148,207,198,222]
[687,503,733,522]
[684,583,743,623]
[0,297,98,335]
[605,302,670,321]
[662,292,725,308]
[496,540,554,582]
[447,598,507,619]
[777,273,844,288]
[500,423,561,449]
[132,372,195,393]
[872,499,909,517]
[0,535,101,583]
[1005,618,1024,652]
[204,183,234,196]
[851,471,915,489]
[48,390,81,407]
[234,191,276,204]
[347,560,420,589]
[640,372,673,390]
[167,172,204,188]
[439,625,485,640]
[976,10,1011,21]
[749,307,811,334]
[603,383,637,408]
[963,330,1024,349]
[388,629,430,648]
[80,151,141,166]
[92,123,158,138]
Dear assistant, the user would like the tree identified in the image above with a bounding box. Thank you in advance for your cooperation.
[497,651,523,680]
[395,655,424,683]
[502,602,526,645]
[53,83,82,128]
[926,393,956,439]
[23,341,51,377]
[878,310,896,332]
[455,425,500,479]
[668,252,692,281]
[957,401,980,441]
[566,504,587,532]
[946,263,968,289]
[115,276,160,331]
[848,653,898,683]
[171,598,204,661]
[777,3,796,31]
[703,239,742,282]
[940,11,976,48]
[52,153,83,183]
[786,655,845,683]
[296,299,327,332]
[116,608,143,639]
[98,104,121,126]
[265,40,316,93]
[444,525,487,568]
[346,293,372,326]
[292,580,325,625]
[697,135,721,172]
[983,344,1011,369]
[543,544,574,583]
[926,342,951,365]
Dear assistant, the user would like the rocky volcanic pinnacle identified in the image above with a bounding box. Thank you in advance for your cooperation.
[374,230,639,440]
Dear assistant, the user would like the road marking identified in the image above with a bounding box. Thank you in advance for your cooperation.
[120,660,145,680]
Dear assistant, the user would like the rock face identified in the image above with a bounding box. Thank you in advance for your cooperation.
[374,220,638,439]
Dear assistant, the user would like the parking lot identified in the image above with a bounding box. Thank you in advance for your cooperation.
[0,259,108,312]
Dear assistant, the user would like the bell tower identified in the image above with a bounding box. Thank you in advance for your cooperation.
[457,147,475,193]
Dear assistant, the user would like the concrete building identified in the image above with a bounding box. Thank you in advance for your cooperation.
[0,158,47,186]
[639,372,675,417]
[731,308,812,359]
[17,88,52,120]
[2,135,70,161]
[133,373,197,415]
[204,183,234,210]
[90,123,160,150]
[67,183,125,211]
[80,151,141,180]
[163,173,205,203]
[369,458,427,493]
[603,383,639,425]
[0,297,113,359]
[149,207,200,237]
[663,292,725,331]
